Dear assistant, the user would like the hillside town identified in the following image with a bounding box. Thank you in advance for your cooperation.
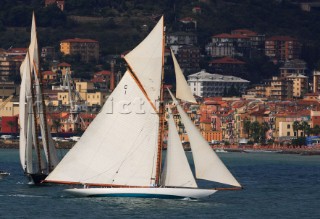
[1,0,320,151]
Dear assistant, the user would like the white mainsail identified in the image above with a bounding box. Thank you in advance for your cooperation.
[161,107,197,188]
[19,54,31,172]
[124,16,164,110]
[168,90,241,188]
[46,71,160,186]
[171,49,197,103]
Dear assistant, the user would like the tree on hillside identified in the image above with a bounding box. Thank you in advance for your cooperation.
[293,121,300,137]
[243,119,251,139]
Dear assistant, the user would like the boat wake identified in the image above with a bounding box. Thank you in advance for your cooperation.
[7,194,44,198]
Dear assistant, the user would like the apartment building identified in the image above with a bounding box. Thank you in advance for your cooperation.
[60,38,99,63]
[188,70,250,97]
[265,36,301,63]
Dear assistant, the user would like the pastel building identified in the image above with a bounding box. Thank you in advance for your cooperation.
[188,70,250,97]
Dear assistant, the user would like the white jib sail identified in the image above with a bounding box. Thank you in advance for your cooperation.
[124,16,164,110]
[46,71,160,187]
[168,90,241,187]
[161,107,197,188]
[171,49,197,103]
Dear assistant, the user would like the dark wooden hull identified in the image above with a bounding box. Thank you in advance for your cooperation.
[28,173,48,185]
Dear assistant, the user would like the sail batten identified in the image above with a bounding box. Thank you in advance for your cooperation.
[168,90,241,188]
[171,50,197,103]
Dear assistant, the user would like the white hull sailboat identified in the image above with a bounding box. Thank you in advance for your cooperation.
[19,13,60,185]
[65,188,217,199]
[44,16,242,199]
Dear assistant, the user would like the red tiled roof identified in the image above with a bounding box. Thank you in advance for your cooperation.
[58,62,71,67]
[61,38,98,43]
[95,70,112,75]
[232,29,257,36]
[209,57,245,64]
[180,17,196,22]
[43,70,56,75]
[7,48,27,53]
[91,78,106,83]
[266,36,297,41]
[213,33,250,39]
[80,113,96,119]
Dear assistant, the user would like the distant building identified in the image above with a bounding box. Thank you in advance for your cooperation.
[286,73,308,98]
[192,7,202,15]
[265,36,301,63]
[60,38,99,63]
[208,56,246,77]
[92,70,114,91]
[42,70,57,85]
[176,45,200,75]
[265,76,293,100]
[187,70,250,97]
[280,59,307,77]
[45,0,65,11]
[311,110,320,128]
[1,116,18,134]
[166,32,198,54]
[313,70,320,93]
[206,30,265,58]
[179,17,197,32]
[0,48,26,81]
[41,46,55,60]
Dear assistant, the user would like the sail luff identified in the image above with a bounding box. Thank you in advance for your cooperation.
[171,49,197,103]
[168,89,241,188]
[155,16,165,186]
[161,107,197,188]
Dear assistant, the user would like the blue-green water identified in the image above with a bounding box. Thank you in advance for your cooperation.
[0,149,319,219]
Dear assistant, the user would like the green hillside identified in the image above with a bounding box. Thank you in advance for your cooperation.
[1,0,320,83]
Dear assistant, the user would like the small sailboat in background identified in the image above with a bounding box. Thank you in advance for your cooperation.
[19,13,60,184]
[0,171,10,180]
[44,16,242,199]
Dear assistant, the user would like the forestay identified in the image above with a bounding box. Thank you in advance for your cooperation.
[168,90,241,188]
[161,107,197,188]
[46,71,160,187]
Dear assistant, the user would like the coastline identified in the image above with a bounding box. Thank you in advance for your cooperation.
[0,140,74,149]
[2,140,320,155]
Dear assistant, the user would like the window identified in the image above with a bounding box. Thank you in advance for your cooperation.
[287,132,290,136]
[287,124,290,129]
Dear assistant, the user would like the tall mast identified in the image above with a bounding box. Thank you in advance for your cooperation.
[27,51,42,173]
[155,18,165,186]
[33,13,52,172]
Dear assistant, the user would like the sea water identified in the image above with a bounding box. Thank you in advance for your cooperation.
[0,149,319,219]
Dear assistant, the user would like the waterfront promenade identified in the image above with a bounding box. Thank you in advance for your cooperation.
[2,139,320,155]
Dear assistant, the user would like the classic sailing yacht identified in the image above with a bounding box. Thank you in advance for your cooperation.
[19,13,60,184]
[44,16,242,199]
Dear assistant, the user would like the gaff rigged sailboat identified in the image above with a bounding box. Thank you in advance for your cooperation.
[19,13,60,184]
[44,16,242,199]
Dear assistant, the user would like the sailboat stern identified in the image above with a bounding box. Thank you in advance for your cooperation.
[64,187,217,199]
